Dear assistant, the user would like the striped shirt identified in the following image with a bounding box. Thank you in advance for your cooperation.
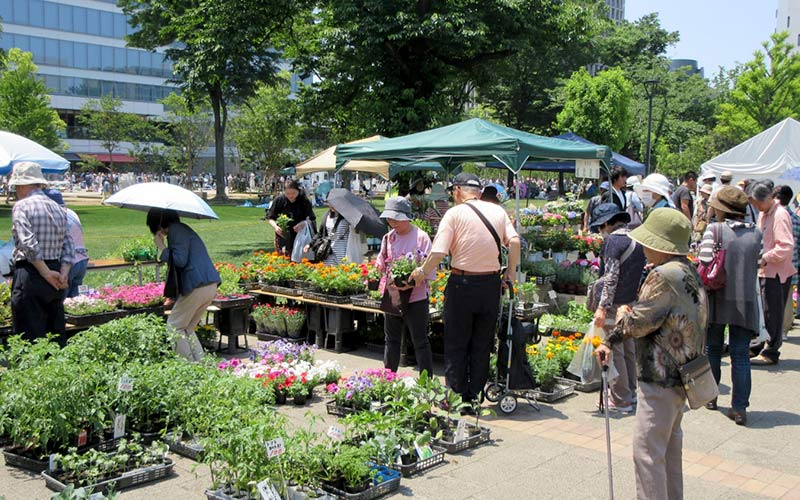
[785,206,800,284]
[12,190,75,265]
[324,213,351,266]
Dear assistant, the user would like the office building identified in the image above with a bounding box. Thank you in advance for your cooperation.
[606,0,625,23]
[669,59,704,78]
[0,0,178,165]
[776,0,800,51]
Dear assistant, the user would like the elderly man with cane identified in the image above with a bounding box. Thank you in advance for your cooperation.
[595,208,709,500]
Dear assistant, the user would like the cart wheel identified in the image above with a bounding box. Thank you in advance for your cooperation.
[485,383,502,403]
[498,393,518,414]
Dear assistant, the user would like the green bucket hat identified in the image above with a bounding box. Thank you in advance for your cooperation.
[629,207,691,256]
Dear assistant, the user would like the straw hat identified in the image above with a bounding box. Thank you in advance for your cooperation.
[708,185,747,216]
[629,207,691,255]
[9,161,48,186]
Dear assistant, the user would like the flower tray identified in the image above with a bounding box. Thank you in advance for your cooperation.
[556,375,600,393]
[302,291,352,304]
[3,438,123,473]
[212,296,255,309]
[388,446,446,477]
[321,466,401,500]
[165,433,204,462]
[429,309,443,322]
[434,424,492,454]
[120,305,165,316]
[256,332,305,344]
[290,279,314,290]
[260,284,303,296]
[42,458,175,494]
[326,401,387,418]
[350,295,382,310]
[533,383,576,403]
[65,309,126,327]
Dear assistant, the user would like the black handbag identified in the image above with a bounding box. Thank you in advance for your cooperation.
[163,250,182,300]
[309,214,342,262]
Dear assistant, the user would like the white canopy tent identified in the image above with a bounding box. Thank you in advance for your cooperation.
[295,136,392,177]
[701,118,800,190]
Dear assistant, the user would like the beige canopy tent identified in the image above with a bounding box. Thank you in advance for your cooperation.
[295,136,391,177]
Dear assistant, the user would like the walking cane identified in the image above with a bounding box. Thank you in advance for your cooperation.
[599,351,615,500]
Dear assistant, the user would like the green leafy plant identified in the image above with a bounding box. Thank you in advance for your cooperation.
[110,236,158,263]
[275,214,293,234]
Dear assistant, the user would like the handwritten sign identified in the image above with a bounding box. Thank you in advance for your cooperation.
[326,425,344,441]
[548,290,558,300]
[117,374,134,392]
[257,479,282,500]
[265,438,285,459]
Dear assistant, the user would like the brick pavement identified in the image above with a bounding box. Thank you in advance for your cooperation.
[3,329,800,499]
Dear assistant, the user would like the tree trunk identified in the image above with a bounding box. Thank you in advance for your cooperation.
[210,86,228,201]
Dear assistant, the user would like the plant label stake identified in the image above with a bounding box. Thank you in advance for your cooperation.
[548,290,558,301]
[48,454,57,473]
[326,425,344,441]
[586,251,595,261]
[265,437,285,459]
[114,414,126,438]
[118,374,134,392]
[533,294,540,303]
[454,419,468,443]
[78,285,89,295]
[256,478,282,500]
[77,429,88,447]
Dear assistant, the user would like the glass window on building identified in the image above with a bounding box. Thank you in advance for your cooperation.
[74,42,88,69]
[87,44,101,71]
[127,49,139,75]
[87,78,101,97]
[43,1,58,29]
[137,84,152,102]
[101,46,114,71]
[139,51,151,76]
[44,38,58,65]
[58,3,73,31]
[29,36,44,62]
[29,0,44,27]
[114,47,126,72]
[59,40,73,66]
[0,1,12,23]
[100,11,114,37]
[114,13,127,39]
[15,34,31,53]
[87,9,100,36]
[43,74,59,93]
[12,0,29,24]
[72,77,87,97]
[101,80,115,97]
[0,35,12,53]
[73,6,86,33]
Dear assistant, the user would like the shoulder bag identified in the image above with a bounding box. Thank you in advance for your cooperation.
[465,202,505,270]
[585,235,637,312]
[697,223,726,291]
[309,214,342,262]
[163,249,182,300]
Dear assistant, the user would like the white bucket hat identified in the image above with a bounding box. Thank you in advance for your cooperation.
[636,173,674,205]
[626,175,641,187]
[9,161,48,186]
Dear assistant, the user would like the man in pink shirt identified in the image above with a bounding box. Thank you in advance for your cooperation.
[749,181,796,365]
[410,173,520,408]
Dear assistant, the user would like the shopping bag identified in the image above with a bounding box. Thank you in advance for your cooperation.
[291,222,314,263]
[567,324,603,385]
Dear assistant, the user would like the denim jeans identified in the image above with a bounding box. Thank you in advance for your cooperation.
[706,323,752,411]
[66,259,88,298]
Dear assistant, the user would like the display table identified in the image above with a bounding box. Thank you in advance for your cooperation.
[86,259,163,285]
[211,297,254,354]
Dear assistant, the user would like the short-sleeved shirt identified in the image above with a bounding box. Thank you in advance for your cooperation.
[267,194,316,226]
[671,185,693,218]
[431,199,518,273]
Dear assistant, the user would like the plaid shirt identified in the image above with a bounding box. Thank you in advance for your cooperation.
[786,206,800,283]
[12,190,74,265]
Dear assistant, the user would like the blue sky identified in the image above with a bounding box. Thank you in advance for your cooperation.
[626,0,777,77]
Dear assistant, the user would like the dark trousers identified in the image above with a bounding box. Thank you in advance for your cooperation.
[443,273,501,401]
[384,299,433,376]
[707,323,752,411]
[11,260,66,345]
[760,277,791,361]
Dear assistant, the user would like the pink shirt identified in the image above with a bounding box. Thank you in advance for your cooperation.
[376,226,434,303]
[758,199,796,282]
[431,200,518,273]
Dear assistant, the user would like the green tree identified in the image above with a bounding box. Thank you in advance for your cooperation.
[119,0,306,200]
[0,48,66,151]
[477,0,607,133]
[595,13,681,70]
[291,0,549,142]
[555,67,633,151]
[715,31,800,148]
[78,95,153,172]
[159,92,212,175]
[229,75,302,176]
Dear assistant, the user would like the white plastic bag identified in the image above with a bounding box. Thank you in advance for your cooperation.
[291,222,314,263]
[751,277,770,347]
[567,324,602,385]
[345,226,364,264]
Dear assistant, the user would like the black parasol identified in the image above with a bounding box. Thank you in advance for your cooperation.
[325,188,388,237]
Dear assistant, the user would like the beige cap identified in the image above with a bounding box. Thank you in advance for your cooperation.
[720,171,733,182]
[699,184,713,195]
[9,162,48,186]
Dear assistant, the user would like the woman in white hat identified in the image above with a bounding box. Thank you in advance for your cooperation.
[636,173,675,210]
[625,175,644,227]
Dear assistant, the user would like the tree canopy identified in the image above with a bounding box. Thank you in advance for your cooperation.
[0,48,66,151]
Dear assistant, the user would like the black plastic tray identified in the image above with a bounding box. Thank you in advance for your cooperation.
[302,291,352,304]
[42,458,174,494]
[434,424,491,454]
[388,446,446,477]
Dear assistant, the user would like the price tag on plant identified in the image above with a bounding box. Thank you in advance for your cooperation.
[114,414,126,438]
[117,374,134,392]
[265,437,285,459]
[586,251,595,261]
[370,401,383,411]
[256,478,282,500]
[78,285,89,295]
[77,429,88,447]
[414,442,434,460]
[326,425,344,441]
[548,290,558,300]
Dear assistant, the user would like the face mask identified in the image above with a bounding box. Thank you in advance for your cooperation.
[640,191,655,207]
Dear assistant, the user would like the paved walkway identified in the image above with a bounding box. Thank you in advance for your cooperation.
[4,327,800,499]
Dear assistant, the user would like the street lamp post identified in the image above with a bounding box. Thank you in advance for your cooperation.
[643,79,659,176]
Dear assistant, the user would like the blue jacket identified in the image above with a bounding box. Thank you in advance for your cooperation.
[159,222,220,296]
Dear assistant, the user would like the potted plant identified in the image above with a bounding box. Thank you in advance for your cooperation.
[284,308,306,339]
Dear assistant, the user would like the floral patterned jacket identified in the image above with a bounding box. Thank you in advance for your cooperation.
[604,257,709,388]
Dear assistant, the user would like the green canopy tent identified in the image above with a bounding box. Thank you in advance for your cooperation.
[334,118,612,227]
